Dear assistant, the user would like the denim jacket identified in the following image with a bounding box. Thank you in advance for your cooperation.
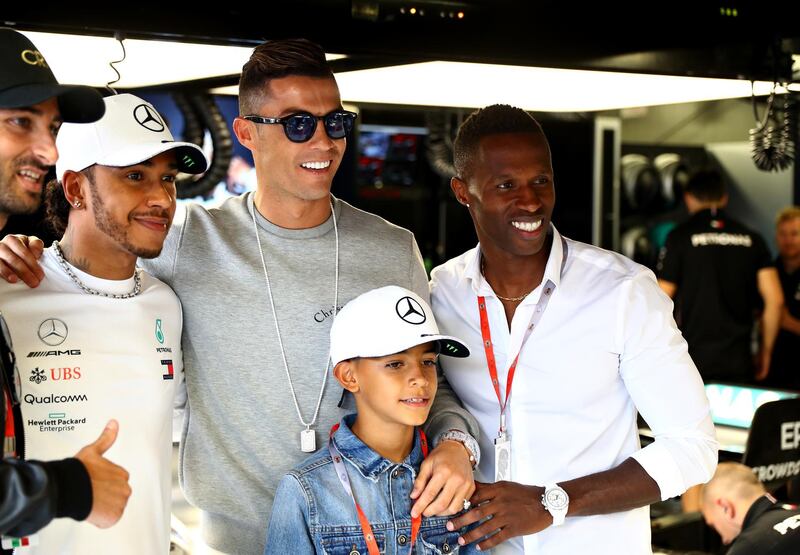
[264,414,478,554]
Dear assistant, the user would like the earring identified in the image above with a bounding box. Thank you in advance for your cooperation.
[73,201,82,208]
[465,203,470,208]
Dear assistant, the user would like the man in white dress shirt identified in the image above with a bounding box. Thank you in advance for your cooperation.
[432,104,718,554]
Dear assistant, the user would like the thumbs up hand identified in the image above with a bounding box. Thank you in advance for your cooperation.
[74,420,132,528]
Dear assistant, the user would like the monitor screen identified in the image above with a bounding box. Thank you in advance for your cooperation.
[705,383,799,429]
[356,124,427,188]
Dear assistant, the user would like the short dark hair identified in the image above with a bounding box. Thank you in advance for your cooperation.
[453,104,546,179]
[684,169,726,202]
[45,167,94,236]
[238,38,334,115]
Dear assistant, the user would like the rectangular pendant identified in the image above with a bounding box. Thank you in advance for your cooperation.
[494,434,511,482]
[300,429,316,453]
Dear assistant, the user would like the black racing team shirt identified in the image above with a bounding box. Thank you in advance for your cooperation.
[658,209,772,382]
[768,258,800,389]
[727,495,800,555]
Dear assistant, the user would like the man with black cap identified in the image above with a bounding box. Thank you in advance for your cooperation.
[0,27,131,546]
[0,92,207,554]
[0,27,104,243]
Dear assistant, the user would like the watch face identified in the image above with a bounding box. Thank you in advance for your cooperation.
[545,488,569,510]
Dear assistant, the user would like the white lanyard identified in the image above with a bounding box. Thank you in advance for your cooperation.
[251,195,339,452]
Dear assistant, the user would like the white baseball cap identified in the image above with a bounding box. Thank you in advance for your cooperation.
[55,93,208,179]
[330,285,470,366]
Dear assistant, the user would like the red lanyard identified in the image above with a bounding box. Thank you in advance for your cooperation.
[477,296,521,436]
[476,238,566,433]
[329,424,428,555]
[478,278,556,437]
[3,391,15,457]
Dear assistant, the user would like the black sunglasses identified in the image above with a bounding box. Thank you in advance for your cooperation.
[244,110,357,143]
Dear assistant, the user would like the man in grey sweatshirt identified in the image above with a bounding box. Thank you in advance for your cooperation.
[155,39,481,555]
[0,39,482,554]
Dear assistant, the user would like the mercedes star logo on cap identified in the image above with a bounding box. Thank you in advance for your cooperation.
[396,296,427,325]
[37,318,68,346]
[133,103,166,132]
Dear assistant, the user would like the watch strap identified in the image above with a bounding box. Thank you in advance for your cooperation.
[435,429,480,468]
[542,483,569,527]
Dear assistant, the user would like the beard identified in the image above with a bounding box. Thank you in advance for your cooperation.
[0,156,47,216]
[88,175,168,260]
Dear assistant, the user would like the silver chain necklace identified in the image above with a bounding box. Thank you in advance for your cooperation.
[251,196,339,453]
[52,241,142,299]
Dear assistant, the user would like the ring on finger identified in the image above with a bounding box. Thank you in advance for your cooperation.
[463,499,471,511]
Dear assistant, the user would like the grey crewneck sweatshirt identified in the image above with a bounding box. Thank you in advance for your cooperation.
[141,193,477,555]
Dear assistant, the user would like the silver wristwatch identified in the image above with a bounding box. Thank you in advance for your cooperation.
[541,483,569,526]
[436,429,480,468]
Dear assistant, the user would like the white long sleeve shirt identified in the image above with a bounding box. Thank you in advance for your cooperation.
[430,226,718,555]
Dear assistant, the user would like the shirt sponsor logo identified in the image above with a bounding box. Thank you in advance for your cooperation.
[156,347,172,353]
[37,318,68,346]
[28,367,82,383]
[29,368,47,384]
[774,514,800,536]
[155,318,165,344]
[314,305,343,323]
[690,232,752,247]
[28,412,87,433]
[161,359,174,380]
[23,393,87,405]
[49,367,81,381]
[27,349,82,358]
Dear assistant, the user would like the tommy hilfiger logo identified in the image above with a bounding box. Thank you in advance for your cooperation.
[161,359,174,380]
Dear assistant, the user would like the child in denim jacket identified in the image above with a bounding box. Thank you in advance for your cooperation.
[264,285,478,554]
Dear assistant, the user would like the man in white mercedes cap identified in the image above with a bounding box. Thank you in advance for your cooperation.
[0,92,207,554]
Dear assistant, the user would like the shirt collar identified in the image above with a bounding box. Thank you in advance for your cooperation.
[741,494,778,531]
[331,414,424,480]
[463,223,567,298]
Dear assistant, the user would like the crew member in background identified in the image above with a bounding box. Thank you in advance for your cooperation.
[701,462,800,555]
[768,206,800,391]
[657,169,783,384]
